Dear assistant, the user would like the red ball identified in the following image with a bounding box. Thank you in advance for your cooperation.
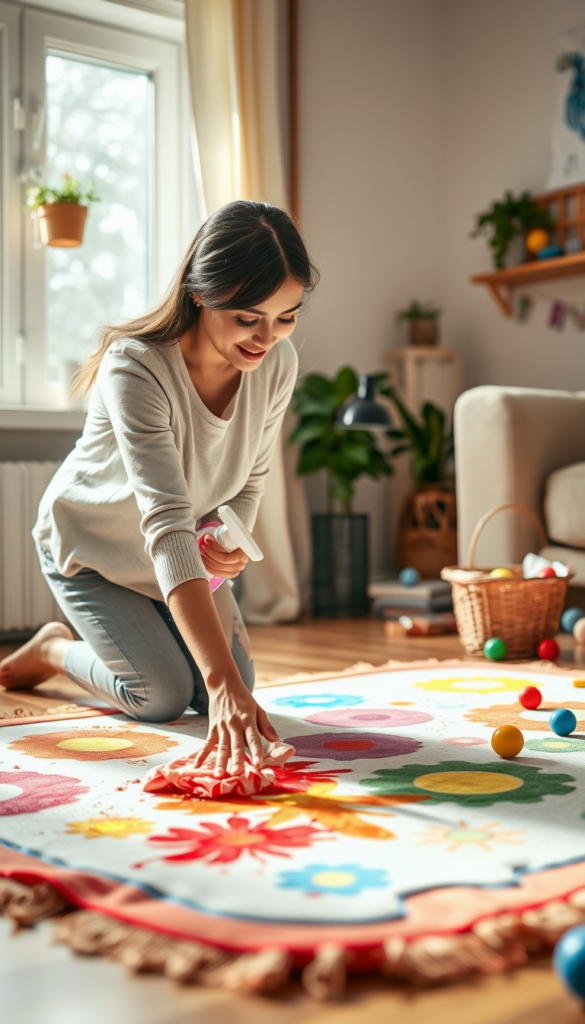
[519,685,542,709]
[537,566,557,578]
[537,638,560,661]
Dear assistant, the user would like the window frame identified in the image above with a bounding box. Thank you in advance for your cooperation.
[0,2,194,409]
[23,7,183,406]
[0,1,23,406]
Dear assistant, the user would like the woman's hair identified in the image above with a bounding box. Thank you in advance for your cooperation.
[74,200,319,395]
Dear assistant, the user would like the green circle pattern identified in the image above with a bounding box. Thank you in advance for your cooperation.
[359,760,576,807]
[526,738,585,754]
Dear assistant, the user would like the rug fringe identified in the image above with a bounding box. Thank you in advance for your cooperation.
[52,909,291,994]
[3,880,585,995]
[0,877,68,930]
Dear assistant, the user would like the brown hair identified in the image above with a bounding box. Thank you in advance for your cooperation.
[74,200,319,394]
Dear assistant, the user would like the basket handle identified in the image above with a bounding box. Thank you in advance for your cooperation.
[466,502,548,569]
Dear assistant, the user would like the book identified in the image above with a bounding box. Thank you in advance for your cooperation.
[384,612,458,638]
[372,594,453,615]
[368,578,451,601]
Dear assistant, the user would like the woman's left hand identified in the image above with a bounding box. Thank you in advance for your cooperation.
[200,535,249,579]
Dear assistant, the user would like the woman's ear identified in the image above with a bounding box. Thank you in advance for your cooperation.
[191,293,203,308]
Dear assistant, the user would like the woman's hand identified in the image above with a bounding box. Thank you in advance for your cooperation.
[200,535,249,579]
[194,677,280,777]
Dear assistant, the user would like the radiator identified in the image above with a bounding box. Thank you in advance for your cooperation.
[0,461,63,634]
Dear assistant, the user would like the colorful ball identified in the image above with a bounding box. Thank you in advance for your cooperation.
[526,228,549,254]
[489,568,514,578]
[491,725,524,758]
[553,925,585,999]
[537,638,560,661]
[399,567,420,587]
[519,686,542,710]
[573,618,585,645]
[484,637,507,661]
[550,708,577,737]
[537,566,557,578]
[561,608,585,634]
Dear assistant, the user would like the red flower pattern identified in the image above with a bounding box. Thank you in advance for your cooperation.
[135,814,327,867]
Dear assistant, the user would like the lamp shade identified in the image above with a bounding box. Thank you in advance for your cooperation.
[341,374,392,429]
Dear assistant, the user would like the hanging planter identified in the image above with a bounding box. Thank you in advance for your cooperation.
[36,203,88,247]
[26,174,99,249]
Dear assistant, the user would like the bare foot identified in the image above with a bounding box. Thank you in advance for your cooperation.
[0,622,74,690]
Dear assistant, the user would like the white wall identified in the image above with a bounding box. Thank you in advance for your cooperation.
[297,0,446,575]
[443,0,585,391]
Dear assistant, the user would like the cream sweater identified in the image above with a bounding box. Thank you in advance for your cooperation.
[34,336,298,602]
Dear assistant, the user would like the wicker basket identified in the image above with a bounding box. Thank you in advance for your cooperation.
[441,502,574,659]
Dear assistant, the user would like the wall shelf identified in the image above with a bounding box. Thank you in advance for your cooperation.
[471,252,585,317]
[471,182,585,317]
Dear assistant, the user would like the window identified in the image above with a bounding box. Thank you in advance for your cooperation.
[0,3,192,407]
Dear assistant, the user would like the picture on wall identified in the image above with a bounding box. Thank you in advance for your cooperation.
[546,25,585,189]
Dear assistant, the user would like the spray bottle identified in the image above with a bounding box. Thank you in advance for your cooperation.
[196,504,263,592]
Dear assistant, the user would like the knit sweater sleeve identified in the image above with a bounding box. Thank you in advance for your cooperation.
[99,347,207,600]
[229,341,299,531]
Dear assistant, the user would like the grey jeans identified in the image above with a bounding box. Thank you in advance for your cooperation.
[38,547,255,723]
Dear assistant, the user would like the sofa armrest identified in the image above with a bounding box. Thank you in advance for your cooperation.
[454,386,585,567]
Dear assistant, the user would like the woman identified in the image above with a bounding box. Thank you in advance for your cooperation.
[0,201,318,778]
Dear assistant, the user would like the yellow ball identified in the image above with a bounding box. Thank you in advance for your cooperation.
[491,725,524,759]
[526,229,549,254]
[490,568,514,578]
[573,618,585,645]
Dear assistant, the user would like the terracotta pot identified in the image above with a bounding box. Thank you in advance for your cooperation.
[398,485,457,579]
[37,203,88,248]
[409,318,439,347]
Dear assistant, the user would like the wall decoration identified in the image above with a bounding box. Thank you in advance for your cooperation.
[547,26,585,189]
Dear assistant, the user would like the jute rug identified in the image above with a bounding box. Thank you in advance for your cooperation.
[2,658,585,999]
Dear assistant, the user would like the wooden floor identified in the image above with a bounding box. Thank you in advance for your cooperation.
[0,617,583,1023]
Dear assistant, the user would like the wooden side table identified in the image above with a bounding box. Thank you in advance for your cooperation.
[384,346,462,577]
[386,346,461,419]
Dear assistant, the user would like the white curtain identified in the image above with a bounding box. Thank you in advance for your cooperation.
[184,0,310,623]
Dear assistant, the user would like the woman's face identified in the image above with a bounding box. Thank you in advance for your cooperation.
[194,276,305,372]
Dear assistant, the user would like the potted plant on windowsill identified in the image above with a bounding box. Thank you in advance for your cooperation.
[289,366,394,617]
[396,300,441,347]
[26,173,100,248]
[380,380,456,578]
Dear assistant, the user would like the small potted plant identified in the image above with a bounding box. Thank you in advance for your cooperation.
[396,300,441,347]
[26,173,100,248]
[380,379,456,578]
[289,366,394,616]
[471,190,552,270]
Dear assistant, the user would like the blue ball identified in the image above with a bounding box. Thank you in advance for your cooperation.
[561,608,585,634]
[399,567,420,587]
[554,925,585,999]
[550,708,577,737]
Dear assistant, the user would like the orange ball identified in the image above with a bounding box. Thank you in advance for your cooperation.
[574,618,585,645]
[491,725,524,758]
[526,228,549,254]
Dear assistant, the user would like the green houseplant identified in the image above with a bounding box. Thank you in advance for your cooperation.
[379,379,457,578]
[290,366,393,616]
[471,190,552,270]
[396,300,441,347]
[26,173,100,248]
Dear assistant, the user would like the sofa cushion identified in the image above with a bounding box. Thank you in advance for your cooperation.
[545,461,585,548]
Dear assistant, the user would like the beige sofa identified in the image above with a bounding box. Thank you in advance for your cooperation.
[454,386,585,585]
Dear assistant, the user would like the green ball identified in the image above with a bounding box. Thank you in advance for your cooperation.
[484,637,507,661]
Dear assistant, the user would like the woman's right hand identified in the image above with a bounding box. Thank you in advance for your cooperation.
[193,676,280,777]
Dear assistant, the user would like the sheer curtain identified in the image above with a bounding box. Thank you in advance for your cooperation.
[185,0,310,623]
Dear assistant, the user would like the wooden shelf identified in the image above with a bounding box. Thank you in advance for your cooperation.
[471,251,585,317]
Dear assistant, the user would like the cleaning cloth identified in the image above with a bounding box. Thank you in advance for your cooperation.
[142,740,295,799]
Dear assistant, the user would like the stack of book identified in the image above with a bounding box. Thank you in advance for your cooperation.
[368,578,456,637]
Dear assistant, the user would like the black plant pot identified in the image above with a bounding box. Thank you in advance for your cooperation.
[311,513,369,618]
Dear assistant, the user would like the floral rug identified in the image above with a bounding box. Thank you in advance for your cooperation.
[2,659,585,995]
